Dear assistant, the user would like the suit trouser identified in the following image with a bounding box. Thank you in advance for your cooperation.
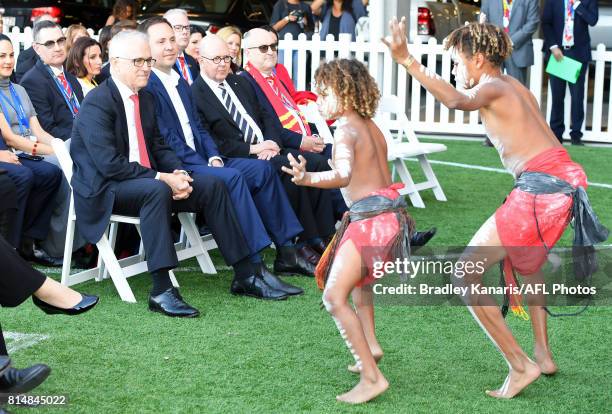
[111,174,252,273]
[503,58,528,86]
[40,150,86,257]
[269,150,337,241]
[549,62,588,141]
[0,174,18,242]
[0,159,62,248]
[0,235,46,309]
[189,158,303,248]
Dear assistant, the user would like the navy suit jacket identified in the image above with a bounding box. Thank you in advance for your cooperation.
[14,46,38,84]
[70,78,182,243]
[20,60,84,141]
[238,71,303,151]
[542,0,599,63]
[191,73,290,158]
[144,71,220,168]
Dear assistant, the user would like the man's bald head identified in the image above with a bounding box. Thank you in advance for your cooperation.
[243,27,277,74]
[198,34,232,82]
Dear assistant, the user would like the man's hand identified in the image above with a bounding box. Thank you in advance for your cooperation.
[250,140,280,155]
[257,148,279,160]
[210,159,223,167]
[0,150,20,165]
[551,47,564,62]
[160,170,193,200]
[381,16,410,64]
[300,135,325,153]
[281,153,308,185]
[288,13,298,23]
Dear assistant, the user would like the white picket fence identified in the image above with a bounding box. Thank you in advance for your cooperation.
[6,27,611,143]
[278,33,611,143]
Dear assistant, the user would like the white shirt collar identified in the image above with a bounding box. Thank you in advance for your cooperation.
[152,67,180,87]
[49,65,64,77]
[201,71,224,90]
[111,76,137,100]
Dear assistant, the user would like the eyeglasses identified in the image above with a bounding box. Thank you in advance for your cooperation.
[36,37,67,49]
[115,57,156,67]
[248,43,278,53]
[173,25,191,33]
[201,55,232,64]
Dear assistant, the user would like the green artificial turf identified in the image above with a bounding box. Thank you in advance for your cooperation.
[2,140,611,413]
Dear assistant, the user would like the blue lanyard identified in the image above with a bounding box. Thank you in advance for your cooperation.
[175,57,193,83]
[47,67,80,117]
[0,83,30,136]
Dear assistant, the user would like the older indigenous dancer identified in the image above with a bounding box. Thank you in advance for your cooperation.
[382,20,609,398]
[283,59,414,404]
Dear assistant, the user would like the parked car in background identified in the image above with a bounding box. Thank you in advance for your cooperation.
[137,0,275,33]
[410,0,480,44]
[0,0,111,31]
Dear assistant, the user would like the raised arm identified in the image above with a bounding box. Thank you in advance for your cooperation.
[382,17,501,111]
[282,125,355,189]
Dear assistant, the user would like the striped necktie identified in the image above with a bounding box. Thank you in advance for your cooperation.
[57,72,79,114]
[218,83,256,144]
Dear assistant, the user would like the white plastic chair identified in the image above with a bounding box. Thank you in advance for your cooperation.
[374,95,448,208]
[51,139,217,303]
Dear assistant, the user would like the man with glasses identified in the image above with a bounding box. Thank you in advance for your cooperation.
[21,20,83,142]
[14,14,55,83]
[192,34,340,272]
[163,9,199,85]
[71,30,291,317]
[141,17,312,285]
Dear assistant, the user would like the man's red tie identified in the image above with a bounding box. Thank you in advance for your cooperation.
[178,56,191,84]
[57,72,79,114]
[129,94,151,168]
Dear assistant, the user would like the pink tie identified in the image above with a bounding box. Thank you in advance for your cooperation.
[129,94,151,168]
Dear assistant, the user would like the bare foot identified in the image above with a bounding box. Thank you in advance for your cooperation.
[534,346,558,375]
[336,374,389,404]
[486,361,541,399]
[348,350,383,373]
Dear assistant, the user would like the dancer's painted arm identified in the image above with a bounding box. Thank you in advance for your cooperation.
[281,126,355,189]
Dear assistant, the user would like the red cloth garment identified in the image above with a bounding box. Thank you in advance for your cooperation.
[337,183,404,287]
[129,94,151,168]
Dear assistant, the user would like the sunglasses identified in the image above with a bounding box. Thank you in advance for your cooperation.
[248,43,278,53]
[36,37,67,49]
[115,57,157,67]
[201,55,233,64]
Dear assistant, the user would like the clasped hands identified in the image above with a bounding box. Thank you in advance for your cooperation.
[159,170,193,200]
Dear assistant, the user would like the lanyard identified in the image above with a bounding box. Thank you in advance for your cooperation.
[175,58,193,83]
[0,83,30,136]
[47,67,80,117]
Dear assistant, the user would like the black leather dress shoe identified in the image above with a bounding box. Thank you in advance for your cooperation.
[230,275,288,300]
[311,240,328,256]
[0,357,9,378]
[32,294,99,316]
[274,246,317,277]
[31,247,63,267]
[0,364,51,394]
[257,264,303,296]
[410,228,437,251]
[571,139,585,146]
[148,288,200,318]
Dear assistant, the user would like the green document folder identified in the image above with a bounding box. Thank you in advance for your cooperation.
[546,54,583,84]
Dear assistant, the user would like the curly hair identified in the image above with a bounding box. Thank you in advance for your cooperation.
[314,59,380,119]
[444,22,512,67]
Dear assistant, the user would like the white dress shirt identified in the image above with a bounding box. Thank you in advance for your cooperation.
[153,68,222,166]
[201,73,264,143]
[111,76,161,178]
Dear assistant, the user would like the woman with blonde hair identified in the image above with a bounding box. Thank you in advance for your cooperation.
[216,25,243,73]
[64,24,89,55]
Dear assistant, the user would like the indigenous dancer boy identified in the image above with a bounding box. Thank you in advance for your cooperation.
[382,19,608,398]
[282,59,415,404]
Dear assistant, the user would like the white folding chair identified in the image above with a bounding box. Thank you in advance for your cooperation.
[51,139,217,303]
[299,101,335,144]
[374,95,448,208]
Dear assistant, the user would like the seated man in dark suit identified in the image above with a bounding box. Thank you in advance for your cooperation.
[71,30,291,317]
[163,9,199,85]
[20,21,83,142]
[192,34,340,271]
[141,17,311,281]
